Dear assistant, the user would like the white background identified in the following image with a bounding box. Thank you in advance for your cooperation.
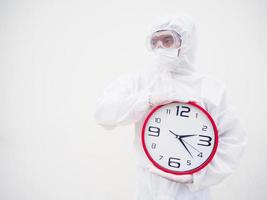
[0,0,266,199]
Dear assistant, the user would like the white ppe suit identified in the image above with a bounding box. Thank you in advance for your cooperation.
[94,15,247,200]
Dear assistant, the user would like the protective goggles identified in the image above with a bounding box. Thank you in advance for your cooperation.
[148,30,182,50]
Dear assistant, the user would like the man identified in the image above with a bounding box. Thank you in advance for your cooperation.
[94,15,246,200]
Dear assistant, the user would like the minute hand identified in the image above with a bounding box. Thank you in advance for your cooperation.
[179,134,197,139]
[178,138,194,158]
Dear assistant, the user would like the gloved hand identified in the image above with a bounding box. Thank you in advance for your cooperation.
[148,92,174,107]
[148,91,192,107]
[147,165,193,183]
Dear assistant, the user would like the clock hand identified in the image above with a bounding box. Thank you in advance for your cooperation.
[179,134,197,139]
[169,130,195,137]
[169,130,197,139]
[180,138,201,153]
[169,130,193,158]
[169,130,179,138]
[177,138,194,158]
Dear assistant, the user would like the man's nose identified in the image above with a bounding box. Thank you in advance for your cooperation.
[155,41,163,48]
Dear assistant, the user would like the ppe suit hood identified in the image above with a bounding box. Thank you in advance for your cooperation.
[148,15,198,75]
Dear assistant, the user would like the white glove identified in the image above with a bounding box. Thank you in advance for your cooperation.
[147,165,193,184]
[148,92,192,107]
[148,92,174,107]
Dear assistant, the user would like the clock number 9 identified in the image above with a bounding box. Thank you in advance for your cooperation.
[148,126,160,137]
[168,157,181,168]
[176,106,190,117]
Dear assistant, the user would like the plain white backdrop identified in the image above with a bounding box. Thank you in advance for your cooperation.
[0,0,266,199]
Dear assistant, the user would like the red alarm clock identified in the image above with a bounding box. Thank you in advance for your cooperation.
[141,101,218,175]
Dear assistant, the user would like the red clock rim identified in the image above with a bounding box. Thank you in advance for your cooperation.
[141,101,219,175]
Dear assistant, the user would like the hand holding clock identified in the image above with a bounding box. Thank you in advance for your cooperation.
[147,165,193,183]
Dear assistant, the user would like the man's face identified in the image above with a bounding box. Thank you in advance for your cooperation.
[150,30,181,50]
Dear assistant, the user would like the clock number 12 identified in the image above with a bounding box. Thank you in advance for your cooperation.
[176,106,191,117]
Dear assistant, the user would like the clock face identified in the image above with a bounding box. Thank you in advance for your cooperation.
[141,101,218,175]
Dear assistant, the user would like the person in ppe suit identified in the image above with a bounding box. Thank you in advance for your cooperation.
[94,15,247,200]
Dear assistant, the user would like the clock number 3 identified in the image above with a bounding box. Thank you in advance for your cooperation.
[198,135,212,146]
[176,106,190,117]
[148,126,160,137]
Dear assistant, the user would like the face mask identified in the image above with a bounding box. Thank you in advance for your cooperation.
[153,48,179,58]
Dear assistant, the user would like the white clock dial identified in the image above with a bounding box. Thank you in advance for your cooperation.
[142,101,218,175]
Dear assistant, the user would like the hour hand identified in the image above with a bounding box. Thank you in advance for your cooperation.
[169,130,179,138]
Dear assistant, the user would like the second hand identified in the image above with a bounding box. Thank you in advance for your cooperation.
[181,138,202,153]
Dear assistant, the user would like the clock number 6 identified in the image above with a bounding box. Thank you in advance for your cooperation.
[176,106,190,117]
[168,157,181,168]
[148,126,160,137]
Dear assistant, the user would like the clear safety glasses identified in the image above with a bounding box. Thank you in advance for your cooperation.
[148,30,182,50]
